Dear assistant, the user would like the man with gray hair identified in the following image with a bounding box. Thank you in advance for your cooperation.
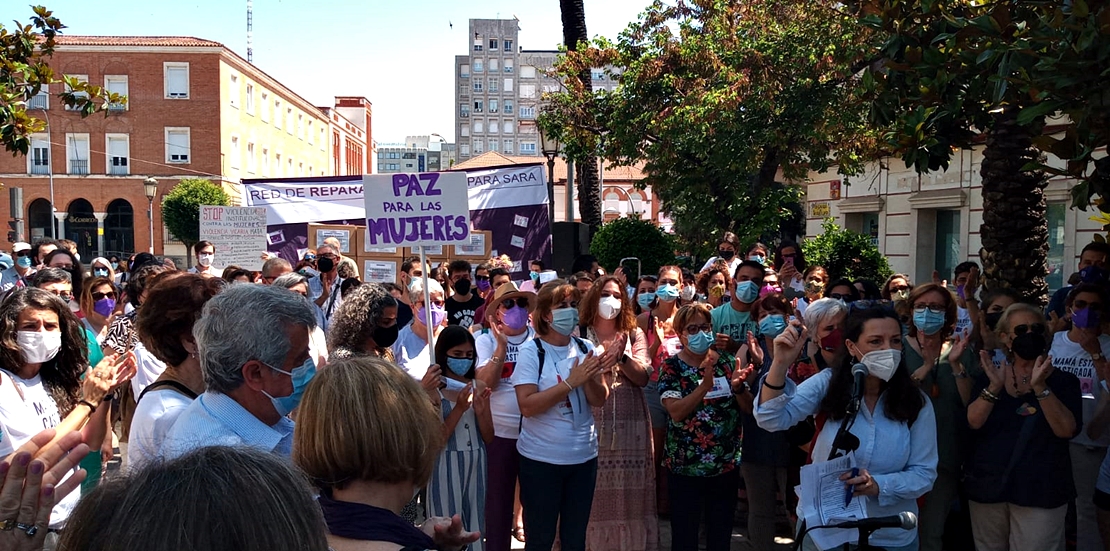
[159,284,317,459]
[259,257,292,284]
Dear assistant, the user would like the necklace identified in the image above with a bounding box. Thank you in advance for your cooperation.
[1010,362,1029,385]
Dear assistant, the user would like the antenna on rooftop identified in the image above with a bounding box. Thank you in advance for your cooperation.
[246,0,254,63]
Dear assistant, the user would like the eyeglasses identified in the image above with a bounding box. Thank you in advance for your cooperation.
[684,323,713,335]
[501,297,530,309]
[913,304,945,313]
[1074,299,1103,311]
[49,291,73,301]
[91,291,117,301]
[1013,323,1046,336]
[318,254,337,260]
[430,299,446,307]
[890,285,911,293]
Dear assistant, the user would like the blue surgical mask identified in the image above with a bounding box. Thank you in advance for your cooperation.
[93,268,109,278]
[529,270,540,281]
[263,357,317,417]
[736,280,760,304]
[16,256,31,269]
[686,330,714,354]
[749,254,765,264]
[637,292,656,310]
[550,307,580,336]
[110,261,119,270]
[759,314,787,338]
[446,356,475,377]
[656,284,680,302]
[912,307,946,336]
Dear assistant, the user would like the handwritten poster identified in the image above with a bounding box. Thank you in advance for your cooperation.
[199,206,268,270]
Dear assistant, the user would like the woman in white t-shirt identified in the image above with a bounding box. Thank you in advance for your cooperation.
[128,273,225,470]
[0,288,134,531]
[512,280,612,551]
[393,278,448,397]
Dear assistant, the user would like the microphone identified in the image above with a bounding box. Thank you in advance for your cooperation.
[832,512,917,531]
[851,362,868,402]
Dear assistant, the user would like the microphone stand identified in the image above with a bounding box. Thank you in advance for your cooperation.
[791,523,880,551]
[827,396,861,461]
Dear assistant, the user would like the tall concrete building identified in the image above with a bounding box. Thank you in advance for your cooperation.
[453,18,616,162]
[376,135,456,173]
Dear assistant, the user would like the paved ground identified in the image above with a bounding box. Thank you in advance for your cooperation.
[507,514,798,550]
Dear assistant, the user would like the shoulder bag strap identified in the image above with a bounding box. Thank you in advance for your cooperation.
[137,380,199,405]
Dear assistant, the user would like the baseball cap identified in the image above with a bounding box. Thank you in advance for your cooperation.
[12,242,30,253]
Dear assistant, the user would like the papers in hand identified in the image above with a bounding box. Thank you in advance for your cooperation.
[797,453,866,550]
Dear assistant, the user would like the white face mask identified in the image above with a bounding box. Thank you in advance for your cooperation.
[598,296,622,320]
[18,331,62,364]
[680,285,697,301]
[198,253,214,267]
[859,348,902,382]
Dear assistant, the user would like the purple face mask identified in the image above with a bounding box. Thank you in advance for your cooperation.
[93,297,116,317]
[476,279,491,293]
[417,303,448,327]
[501,305,530,331]
[956,284,966,300]
[1073,307,1101,329]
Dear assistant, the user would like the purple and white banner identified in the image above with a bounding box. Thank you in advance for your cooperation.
[242,163,550,278]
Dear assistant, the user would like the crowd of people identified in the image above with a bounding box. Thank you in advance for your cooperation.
[0,231,1107,551]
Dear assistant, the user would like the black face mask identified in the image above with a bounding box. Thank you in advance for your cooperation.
[1011,331,1047,361]
[453,278,472,296]
[984,311,1003,331]
[317,257,335,273]
[372,323,400,348]
[718,249,735,260]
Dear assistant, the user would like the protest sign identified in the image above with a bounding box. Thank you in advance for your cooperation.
[199,206,268,270]
[363,172,471,247]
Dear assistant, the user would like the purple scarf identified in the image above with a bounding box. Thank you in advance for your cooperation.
[318,490,436,549]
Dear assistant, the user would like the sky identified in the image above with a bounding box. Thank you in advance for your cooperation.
[17,0,650,143]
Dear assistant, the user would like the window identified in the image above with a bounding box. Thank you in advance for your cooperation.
[591,69,606,81]
[503,100,514,115]
[474,60,484,73]
[1047,202,1066,292]
[229,73,240,108]
[245,83,254,114]
[934,210,961,284]
[489,99,499,114]
[460,104,470,118]
[261,147,270,177]
[519,84,536,99]
[489,38,498,50]
[459,144,470,156]
[474,36,483,51]
[308,120,314,145]
[65,133,90,174]
[286,108,293,135]
[474,80,484,92]
[319,127,326,151]
[29,134,49,174]
[489,58,498,72]
[165,127,191,163]
[502,139,513,154]
[275,153,282,175]
[461,125,470,137]
[274,99,282,129]
[521,66,536,79]
[504,59,514,73]
[504,39,513,52]
[104,75,128,111]
[106,134,129,175]
[504,78,513,93]
[229,136,240,169]
[520,141,536,154]
[489,119,499,133]
[260,91,269,122]
[473,139,484,154]
[474,100,484,113]
[297,113,304,140]
[488,78,499,93]
[519,105,536,119]
[288,157,294,175]
[64,75,88,111]
[298,162,304,176]
[473,120,484,133]
[503,121,513,133]
[164,63,189,98]
[461,64,470,78]
[247,142,256,173]
[28,85,48,110]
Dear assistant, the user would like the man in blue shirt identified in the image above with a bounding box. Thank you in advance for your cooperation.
[160,284,317,460]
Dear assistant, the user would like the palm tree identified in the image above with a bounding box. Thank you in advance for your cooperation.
[558,0,603,235]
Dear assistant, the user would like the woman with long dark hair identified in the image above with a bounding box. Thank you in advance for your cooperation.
[756,306,938,551]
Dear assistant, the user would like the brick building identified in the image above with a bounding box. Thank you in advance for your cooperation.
[0,36,372,260]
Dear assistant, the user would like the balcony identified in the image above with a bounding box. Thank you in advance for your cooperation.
[30,162,49,175]
[107,102,126,112]
[68,159,89,175]
[108,161,129,175]
[28,94,48,110]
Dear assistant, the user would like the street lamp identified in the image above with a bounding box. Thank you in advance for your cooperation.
[143,177,158,254]
[539,126,561,226]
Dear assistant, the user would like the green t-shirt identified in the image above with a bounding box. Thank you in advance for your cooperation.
[710,303,758,343]
[84,327,104,368]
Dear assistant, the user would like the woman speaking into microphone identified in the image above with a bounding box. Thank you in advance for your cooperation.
[755,305,938,551]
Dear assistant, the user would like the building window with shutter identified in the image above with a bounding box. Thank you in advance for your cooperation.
[165,127,191,163]
[164,63,189,99]
[106,134,129,175]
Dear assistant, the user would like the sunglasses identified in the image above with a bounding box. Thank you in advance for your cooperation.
[828,293,853,302]
[890,285,911,293]
[303,254,317,260]
[1013,323,1046,336]
[15,251,31,258]
[476,274,490,282]
[501,297,530,309]
[92,291,117,301]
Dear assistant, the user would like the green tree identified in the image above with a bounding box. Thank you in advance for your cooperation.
[541,0,884,254]
[590,216,675,277]
[2,6,124,155]
[802,218,892,284]
[162,179,230,265]
[860,0,1110,305]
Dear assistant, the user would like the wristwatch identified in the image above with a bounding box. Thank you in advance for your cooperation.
[1035,387,1052,400]
[1092,352,1104,361]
